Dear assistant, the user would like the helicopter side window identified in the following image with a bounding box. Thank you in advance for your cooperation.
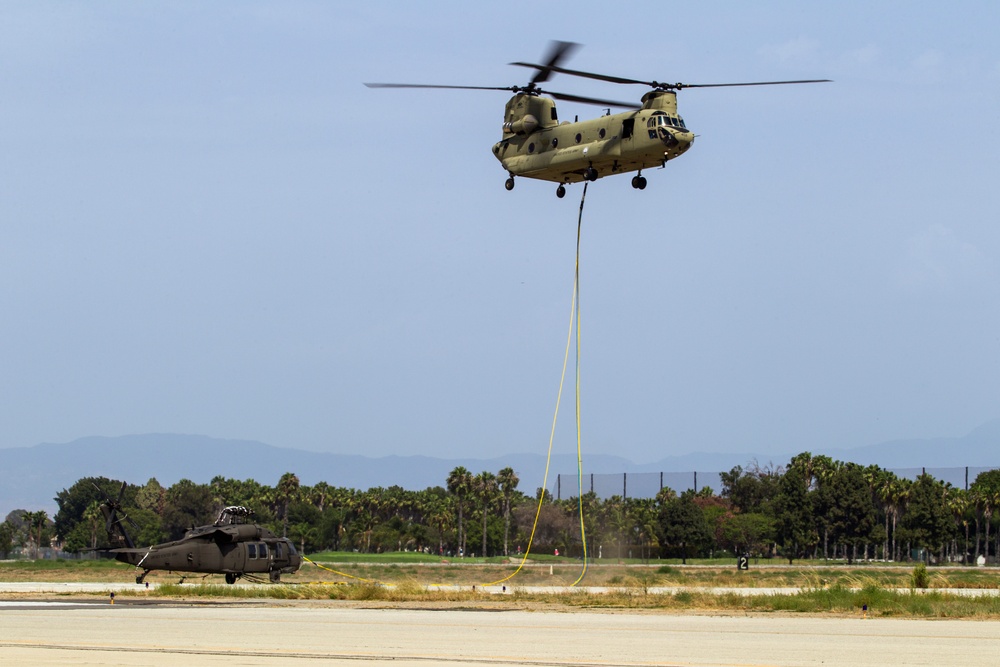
[678,116,687,129]
[247,543,257,560]
[259,543,269,559]
[622,118,634,139]
[275,543,283,559]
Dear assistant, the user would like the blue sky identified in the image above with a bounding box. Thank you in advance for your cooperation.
[1,2,998,464]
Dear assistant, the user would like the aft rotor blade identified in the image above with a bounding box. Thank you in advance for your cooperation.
[510,64,832,91]
[675,79,832,89]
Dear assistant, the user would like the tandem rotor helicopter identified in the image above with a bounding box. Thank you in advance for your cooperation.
[96,482,302,584]
[366,41,829,198]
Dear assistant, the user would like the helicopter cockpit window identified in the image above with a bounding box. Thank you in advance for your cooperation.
[247,543,257,559]
[275,543,283,559]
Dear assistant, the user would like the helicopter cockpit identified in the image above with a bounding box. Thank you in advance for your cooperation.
[647,111,687,132]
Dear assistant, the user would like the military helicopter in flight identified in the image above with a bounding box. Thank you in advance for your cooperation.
[366,41,829,197]
[97,482,302,584]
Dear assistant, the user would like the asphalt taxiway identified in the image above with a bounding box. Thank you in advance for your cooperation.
[3,598,1000,666]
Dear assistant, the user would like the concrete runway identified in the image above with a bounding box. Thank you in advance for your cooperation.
[2,600,1000,666]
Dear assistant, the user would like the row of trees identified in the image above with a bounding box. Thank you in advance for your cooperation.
[4,453,1000,564]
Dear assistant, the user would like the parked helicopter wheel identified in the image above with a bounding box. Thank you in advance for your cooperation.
[225,573,237,585]
[504,177,515,191]
[556,185,566,198]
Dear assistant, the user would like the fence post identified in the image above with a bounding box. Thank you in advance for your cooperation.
[557,474,561,500]
[694,471,698,492]
[624,472,627,500]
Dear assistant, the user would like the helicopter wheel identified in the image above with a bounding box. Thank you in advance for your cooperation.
[584,167,598,182]
[556,185,566,198]
[631,175,648,190]
[504,177,515,191]
[225,573,237,585]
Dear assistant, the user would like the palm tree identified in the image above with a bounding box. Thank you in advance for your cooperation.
[22,511,48,559]
[473,471,499,558]
[446,466,473,556]
[426,497,455,555]
[947,488,971,563]
[276,472,300,538]
[82,501,103,550]
[311,481,332,512]
[497,467,519,556]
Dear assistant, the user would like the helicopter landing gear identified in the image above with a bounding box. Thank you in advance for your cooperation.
[504,176,515,191]
[225,572,238,585]
[584,167,598,182]
[631,174,647,190]
[136,570,149,585]
[269,570,281,583]
[556,184,566,198]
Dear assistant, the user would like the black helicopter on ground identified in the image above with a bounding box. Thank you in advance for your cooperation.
[98,482,302,584]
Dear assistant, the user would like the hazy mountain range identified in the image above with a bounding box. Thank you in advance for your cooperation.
[3,419,999,515]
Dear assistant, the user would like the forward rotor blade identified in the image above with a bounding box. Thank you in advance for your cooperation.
[364,83,518,92]
[530,40,580,85]
[512,62,649,87]
[547,90,638,109]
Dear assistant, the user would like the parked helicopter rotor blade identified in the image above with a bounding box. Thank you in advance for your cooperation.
[92,480,126,533]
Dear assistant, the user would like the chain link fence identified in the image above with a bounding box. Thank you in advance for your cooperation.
[551,466,1000,501]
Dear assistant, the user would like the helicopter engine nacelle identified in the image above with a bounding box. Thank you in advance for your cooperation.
[502,114,538,135]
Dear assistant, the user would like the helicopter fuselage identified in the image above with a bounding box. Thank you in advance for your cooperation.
[492,90,693,185]
[112,522,301,582]
[102,502,303,584]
